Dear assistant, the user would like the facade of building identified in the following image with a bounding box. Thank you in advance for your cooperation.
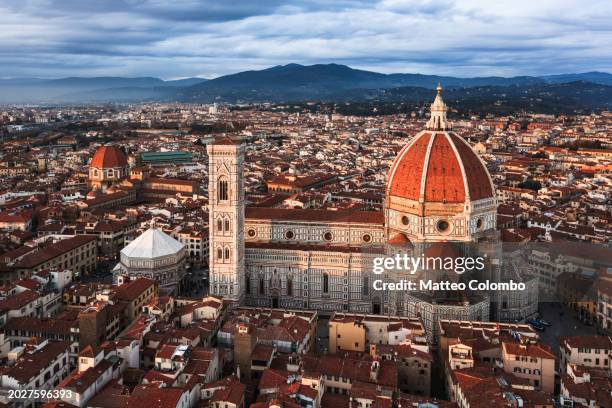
[208,88,535,346]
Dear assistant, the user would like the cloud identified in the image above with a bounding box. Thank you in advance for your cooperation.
[0,0,610,78]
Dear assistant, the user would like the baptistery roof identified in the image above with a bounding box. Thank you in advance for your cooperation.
[121,227,184,259]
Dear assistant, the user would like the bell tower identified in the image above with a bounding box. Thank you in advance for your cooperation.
[207,136,245,302]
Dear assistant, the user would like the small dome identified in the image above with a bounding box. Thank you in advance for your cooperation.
[90,145,128,169]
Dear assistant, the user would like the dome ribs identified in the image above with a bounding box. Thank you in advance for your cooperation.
[388,132,432,201]
[90,145,128,169]
[424,133,465,203]
[448,133,493,201]
[387,131,493,204]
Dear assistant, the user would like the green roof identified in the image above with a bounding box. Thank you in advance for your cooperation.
[140,151,192,162]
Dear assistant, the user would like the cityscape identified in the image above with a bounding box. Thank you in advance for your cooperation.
[0,1,611,408]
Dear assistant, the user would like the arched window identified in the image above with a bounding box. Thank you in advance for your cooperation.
[217,248,223,259]
[245,274,251,295]
[224,219,230,232]
[259,277,265,294]
[224,248,230,261]
[287,277,293,296]
[217,219,223,232]
[323,273,329,293]
[218,177,228,201]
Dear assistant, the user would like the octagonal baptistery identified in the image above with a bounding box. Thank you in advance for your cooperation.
[385,85,496,242]
[114,225,186,294]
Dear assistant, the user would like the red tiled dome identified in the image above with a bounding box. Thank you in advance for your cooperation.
[90,145,128,169]
[387,131,493,203]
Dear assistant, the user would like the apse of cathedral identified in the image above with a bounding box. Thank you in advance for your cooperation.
[207,86,538,345]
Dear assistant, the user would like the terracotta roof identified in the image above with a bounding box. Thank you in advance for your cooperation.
[502,341,555,359]
[387,131,493,203]
[90,145,128,169]
[210,381,245,405]
[114,278,155,302]
[561,335,612,350]
[4,316,77,336]
[212,135,238,145]
[15,235,96,269]
[4,341,70,384]
[0,289,40,312]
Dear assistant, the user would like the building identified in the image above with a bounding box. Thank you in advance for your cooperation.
[8,235,97,280]
[113,224,186,294]
[559,335,612,374]
[597,278,612,333]
[0,340,72,408]
[88,145,129,191]
[58,345,126,408]
[501,340,555,393]
[328,313,425,354]
[207,88,529,348]
[560,363,612,407]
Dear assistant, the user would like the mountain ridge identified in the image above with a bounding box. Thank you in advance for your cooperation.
[0,64,611,107]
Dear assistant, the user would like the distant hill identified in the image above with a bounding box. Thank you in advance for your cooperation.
[347,81,612,114]
[178,64,612,105]
[0,64,611,110]
[178,63,553,102]
[541,72,612,86]
[0,76,207,103]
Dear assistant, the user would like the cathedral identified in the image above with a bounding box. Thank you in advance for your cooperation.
[208,87,536,344]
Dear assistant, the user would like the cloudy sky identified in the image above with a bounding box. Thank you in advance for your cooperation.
[1,0,611,79]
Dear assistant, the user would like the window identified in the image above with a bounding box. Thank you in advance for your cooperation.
[437,219,450,232]
[217,219,223,232]
[245,275,251,295]
[259,277,265,295]
[323,231,333,242]
[224,248,230,260]
[224,219,230,232]
[218,178,228,201]
[362,277,369,296]
[401,215,409,225]
[323,273,329,293]
[287,277,293,296]
[217,248,223,259]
